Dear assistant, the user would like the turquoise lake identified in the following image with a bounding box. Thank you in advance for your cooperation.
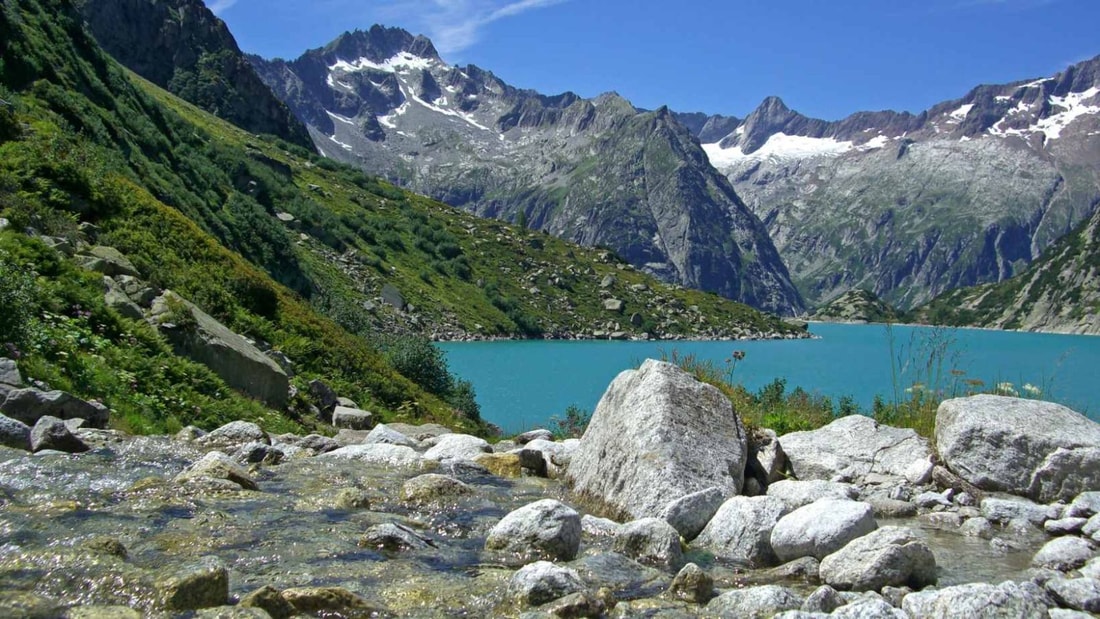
[441,323,1100,434]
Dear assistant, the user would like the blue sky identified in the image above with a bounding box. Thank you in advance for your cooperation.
[212,0,1100,120]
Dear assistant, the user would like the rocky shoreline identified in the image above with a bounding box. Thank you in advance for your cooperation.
[3,359,1100,617]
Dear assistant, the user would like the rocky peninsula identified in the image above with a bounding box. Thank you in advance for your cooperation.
[3,358,1100,617]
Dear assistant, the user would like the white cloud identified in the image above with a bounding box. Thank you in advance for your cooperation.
[206,0,238,15]
[376,0,569,56]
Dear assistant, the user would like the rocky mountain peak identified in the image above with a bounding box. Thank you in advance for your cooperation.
[725,95,823,153]
[324,25,440,65]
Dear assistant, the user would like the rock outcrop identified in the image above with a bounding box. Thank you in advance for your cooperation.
[780,415,934,486]
[565,360,747,520]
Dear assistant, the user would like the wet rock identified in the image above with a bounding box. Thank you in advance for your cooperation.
[937,395,1100,503]
[517,429,554,444]
[509,561,586,606]
[981,496,1059,525]
[819,526,937,592]
[401,473,472,504]
[959,517,995,538]
[474,452,523,477]
[542,589,606,618]
[570,552,666,598]
[566,360,747,520]
[667,562,714,604]
[191,607,270,618]
[332,406,373,430]
[705,584,802,618]
[1046,517,1088,535]
[486,499,582,562]
[332,488,372,510]
[30,415,89,453]
[901,581,1049,618]
[830,596,907,618]
[359,522,434,552]
[240,585,294,619]
[581,514,621,538]
[779,415,932,486]
[771,499,877,562]
[149,291,289,409]
[280,586,387,617]
[63,607,142,618]
[660,486,725,542]
[295,434,339,454]
[612,517,682,569]
[175,451,258,490]
[364,424,419,448]
[82,536,128,560]
[422,433,492,462]
[0,388,108,428]
[695,495,786,567]
[768,556,822,581]
[802,584,844,613]
[914,491,953,508]
[318,444,424,470]
[867,498,917,519]
[919,512,963,529]
[176,425,206,442]
[157,558,228,611]
[1032,536,1094,571]
[198,420,270,450]
[766,479,860,510]
[0,413,31,450]
[233,441,283,465]
[1046,577,1100,612]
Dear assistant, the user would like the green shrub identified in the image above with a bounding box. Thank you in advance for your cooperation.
[550,404,591,439]
[0,246,39,348]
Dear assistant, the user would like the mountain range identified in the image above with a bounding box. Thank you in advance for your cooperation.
[245,25,1100,324]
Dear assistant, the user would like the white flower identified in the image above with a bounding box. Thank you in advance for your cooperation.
[1023,383,1041,396]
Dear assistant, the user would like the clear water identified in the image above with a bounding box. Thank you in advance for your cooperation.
[441,323,1100,434]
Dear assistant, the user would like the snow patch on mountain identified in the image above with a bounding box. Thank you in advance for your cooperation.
[704,132,891,169]
[329,51,435,75]
[989,86,1100,140]
[949,103,974,121]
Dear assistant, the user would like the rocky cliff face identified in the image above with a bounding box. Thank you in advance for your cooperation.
[76,0,312,148]
[914,205,1100,335]
[694,57,1100,310]
[249,27,804,315]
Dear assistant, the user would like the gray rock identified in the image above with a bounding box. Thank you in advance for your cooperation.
[102,276,143,319]
[1068,492,1100,518]
[819,526,937,592]
[660,486,725,541]
[358,522,434,552]
[0,357,22,387]
[694,495,787,567]
[914,491,953,508]
[901,581,1049,618]
[380,283,405,311]
[30,415,89,453]
[541,590,607,618]
[239,585,294,619]
[317,444,424,470]
[667,562,714,604]
[77,246,141,278]
[581,514,621,538]
[400,474,472,504]
[611,517,682,568]
[801,585,844,614]
[307,379,339,414]
[198,420,269,449]
[232,442,283,465]
[509,561,586,606]
[363,424,419,448]
[149,291,289,408]
[748,428,788,484]
[981,496,1059,525]
[486,499,582,562]
[1032,536,1094,571]
[959,517,995,538]
[0,413,30,450]
[296,434,340,454]
[1080,557,1100,580]
[516,428,553,444]
[919,512,964,529]
[603,298,624,313]
[831,597,907,618]
[281,586,387,617]
[868,498,918,519]
[1046,517,1088,535]
[766,479,861,510]
[936,395,1100,502]
[1048,609,1095,619]
[565,360,747,520]
[1046,577,1100,612]
[771,499,877,562]
[0,388,108,428]
[331,406,373,430]
[779,415,933,485]
[157,557,228,611]
[706,584,802,618]
[422,433,492,462]
[175,451,257,490]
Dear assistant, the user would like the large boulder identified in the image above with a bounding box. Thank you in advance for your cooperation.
[0,413,30,451]
[779,415,933,485]
[1032,537,1094,571]
[818,526,937,591]
[936,395,1100,502]
[565,359,747,520]
[0,388,108,428]
[422,434,492,462]
[770,499,877,562]
[694,495,787,567]
[705,585,801,618]
[485,499,582,562]
[766,479,860,510]
[149,291,289,409]
[508,561,586,606]
[30,415,89,453]
[901,581,1049,618]
[661,486,726,541]
[612,517,683,569]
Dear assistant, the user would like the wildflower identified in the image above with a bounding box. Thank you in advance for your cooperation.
[1023,383,1041,397]
[995,382,1018,396]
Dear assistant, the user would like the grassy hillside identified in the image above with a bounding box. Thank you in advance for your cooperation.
[0,0,801,436]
